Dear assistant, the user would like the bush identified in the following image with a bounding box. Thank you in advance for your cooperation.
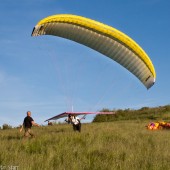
[2,124,12,130]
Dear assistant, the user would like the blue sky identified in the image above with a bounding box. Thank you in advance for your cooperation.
[0,0,170,127]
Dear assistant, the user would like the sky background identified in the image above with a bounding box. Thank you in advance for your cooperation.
[0,0,170,127]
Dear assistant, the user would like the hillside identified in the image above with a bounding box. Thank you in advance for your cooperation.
[1,121,170,170]
[93,105,170,122]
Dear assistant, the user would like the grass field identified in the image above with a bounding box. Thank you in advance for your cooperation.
[1,121,170,170]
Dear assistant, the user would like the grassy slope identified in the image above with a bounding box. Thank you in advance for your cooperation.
[1,121,170,170]
[93,105,170,122]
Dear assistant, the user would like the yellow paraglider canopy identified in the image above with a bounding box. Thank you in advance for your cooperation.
[32,14,156,89]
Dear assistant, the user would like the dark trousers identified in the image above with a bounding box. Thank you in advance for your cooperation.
[73,123,81,132]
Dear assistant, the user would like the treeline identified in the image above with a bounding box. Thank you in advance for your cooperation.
[93,105,170,122]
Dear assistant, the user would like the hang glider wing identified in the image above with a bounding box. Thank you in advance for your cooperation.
[44,111,115,122]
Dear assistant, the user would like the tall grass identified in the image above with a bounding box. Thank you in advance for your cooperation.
[0,121,170,170]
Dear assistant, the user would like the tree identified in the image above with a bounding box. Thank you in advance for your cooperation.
[2,124,12,130]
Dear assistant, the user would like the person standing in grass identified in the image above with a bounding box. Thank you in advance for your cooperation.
[20,111,40,138]
[65,114,81,132]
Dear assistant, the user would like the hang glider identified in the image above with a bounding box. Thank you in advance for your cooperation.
[44,111,115,122]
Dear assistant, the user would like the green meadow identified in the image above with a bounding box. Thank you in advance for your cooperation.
[1,121,170,170]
